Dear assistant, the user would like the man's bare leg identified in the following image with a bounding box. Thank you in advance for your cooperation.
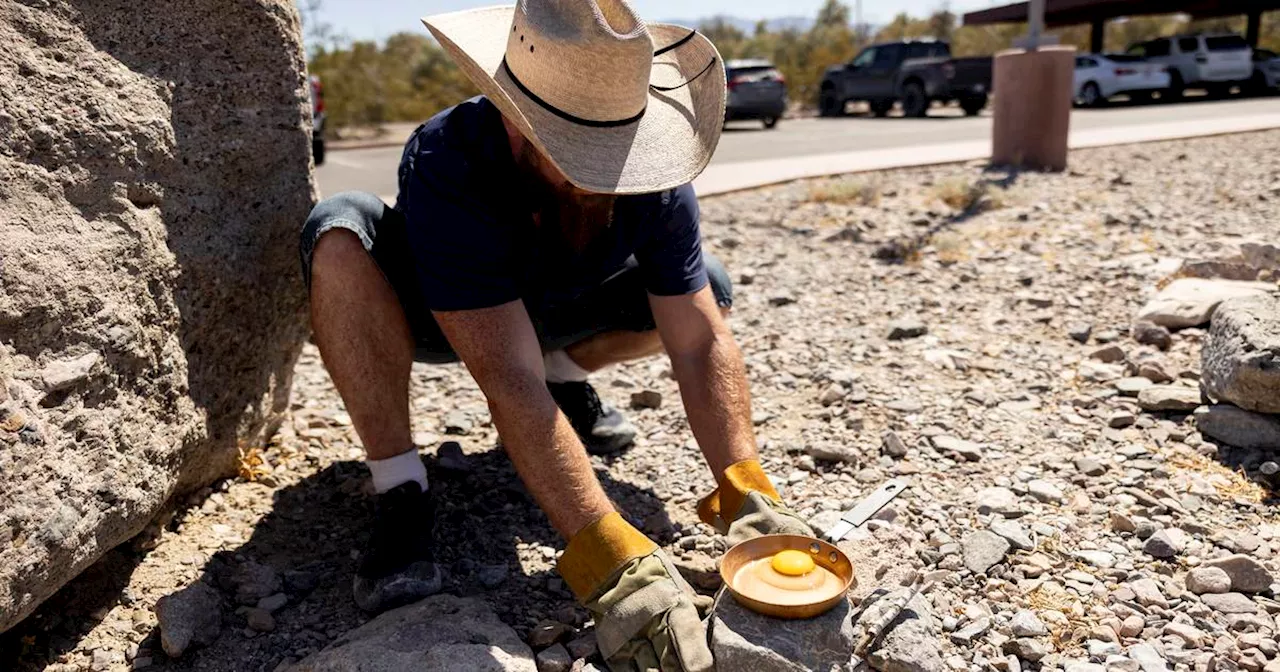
[308,228,440,612]
[309,230,415,462]
[564,329,663,372]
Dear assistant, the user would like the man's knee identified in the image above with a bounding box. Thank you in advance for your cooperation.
[300,191,385,289]
[704,253,733,311]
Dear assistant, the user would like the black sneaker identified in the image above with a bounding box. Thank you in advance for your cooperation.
[352,481,443,613]
[547,381,637,455]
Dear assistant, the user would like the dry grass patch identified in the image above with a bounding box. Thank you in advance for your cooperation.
[808,177,882,206]
[1167,452,1266,503]
[931,177,1008,214]
[237,443,270,482]
[930,231,970,264]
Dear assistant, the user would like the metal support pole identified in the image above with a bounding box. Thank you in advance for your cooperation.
[1090,19,1104,54]
[1027,0,1045,51]
[1246,10,1261,48]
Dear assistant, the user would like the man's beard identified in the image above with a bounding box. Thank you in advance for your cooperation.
[517,144,616,253]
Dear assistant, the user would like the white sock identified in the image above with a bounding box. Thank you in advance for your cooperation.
[366,448,429,494]
[543,349,590,384]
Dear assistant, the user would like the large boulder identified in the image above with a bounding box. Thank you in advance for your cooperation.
[0,0,314,631]
[287,595,537,671]
[1134,278,1274,329]
[1202,294,1280,413]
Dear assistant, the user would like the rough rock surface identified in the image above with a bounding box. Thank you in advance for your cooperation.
[153,581,223,658]
[1201,294,1280,413]
[0,0,314,631]
[1203,554,1276,593]
[861,591,944,672]
[1133,278,1273,329]
[1195,405,1280,450]
[288,595,537,671]
[1136,385,1202,412]
[709,593,855,672]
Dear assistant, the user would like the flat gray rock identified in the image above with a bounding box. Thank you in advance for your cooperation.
[1195,405,1280,450]
[932,435,983,461]
[989,519,1033,551]
[1199,592,1259,614]
[962,531,1010,574]
[974,487,1022,517]
[710,591,855,672]
[1136,386,1203,412]
[1202,294,1280,413]
[1203,555,1276,593]
[289,595,536,671]
[1134,278,1274,329]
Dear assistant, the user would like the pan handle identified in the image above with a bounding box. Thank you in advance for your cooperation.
[822,479,911,543]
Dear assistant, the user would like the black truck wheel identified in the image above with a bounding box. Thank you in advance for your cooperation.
[818,88,844,117]
[960,94,987,116]
[901,82,928,118]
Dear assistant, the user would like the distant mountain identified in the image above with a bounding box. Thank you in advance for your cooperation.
[662,15,815,34]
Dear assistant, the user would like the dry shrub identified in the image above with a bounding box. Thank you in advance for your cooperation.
[933,178,1010,213]
[930,231,970,264]
[809,178,882,206]
[237,443,270,482]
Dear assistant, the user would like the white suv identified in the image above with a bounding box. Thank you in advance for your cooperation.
[1127,33,1253,99]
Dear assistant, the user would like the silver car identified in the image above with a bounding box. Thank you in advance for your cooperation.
[724,59,787,129]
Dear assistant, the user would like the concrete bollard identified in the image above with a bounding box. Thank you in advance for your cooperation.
[991,45,1076,171]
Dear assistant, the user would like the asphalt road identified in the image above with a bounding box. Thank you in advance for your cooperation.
[316,96,1279,200]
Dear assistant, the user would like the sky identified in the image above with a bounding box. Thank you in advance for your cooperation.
[307,0,1004,45]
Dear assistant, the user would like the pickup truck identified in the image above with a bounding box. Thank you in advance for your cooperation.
[818,39,993,118]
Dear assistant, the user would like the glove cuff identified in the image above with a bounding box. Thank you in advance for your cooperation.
[696,459,780,529]
[558,512,658,601]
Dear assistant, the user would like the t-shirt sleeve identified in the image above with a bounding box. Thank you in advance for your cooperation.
[634,183,709,297]
[398,151,521,312]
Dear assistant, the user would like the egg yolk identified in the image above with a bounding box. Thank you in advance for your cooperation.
[770,549,816,576]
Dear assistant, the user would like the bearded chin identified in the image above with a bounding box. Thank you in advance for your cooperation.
[549,190,616,252]
[518,144,616,252]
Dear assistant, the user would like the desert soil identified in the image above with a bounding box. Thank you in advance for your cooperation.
[3,129,1279,672]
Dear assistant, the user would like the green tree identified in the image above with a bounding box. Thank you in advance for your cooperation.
[815,0,851,28]
[929,9,957,41]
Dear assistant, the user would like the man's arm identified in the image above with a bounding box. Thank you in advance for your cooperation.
[649,285,757,478]
[432,301,612,538]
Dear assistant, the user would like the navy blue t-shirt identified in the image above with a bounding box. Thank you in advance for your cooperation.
[394,96,708,313]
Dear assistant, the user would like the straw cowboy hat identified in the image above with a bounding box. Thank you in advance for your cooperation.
[422,0,726,195]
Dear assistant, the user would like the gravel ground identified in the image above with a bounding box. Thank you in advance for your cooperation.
[3,129,1279,672]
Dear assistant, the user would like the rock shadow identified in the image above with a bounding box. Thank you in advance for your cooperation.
[6,442,672,671]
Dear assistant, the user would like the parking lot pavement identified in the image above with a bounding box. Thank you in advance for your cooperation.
[316,96,1280,201]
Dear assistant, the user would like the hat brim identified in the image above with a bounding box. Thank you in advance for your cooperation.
[423,6,726,195]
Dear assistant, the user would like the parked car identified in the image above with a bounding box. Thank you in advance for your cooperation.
[309,74,327,166]
[724,59,787,129]
[1073,53,1171,107]
[818,39,992,118]
[1125,33,1253,99]
[1251,48,1280,93]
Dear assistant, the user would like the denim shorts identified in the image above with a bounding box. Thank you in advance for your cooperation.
[300,191,733,363]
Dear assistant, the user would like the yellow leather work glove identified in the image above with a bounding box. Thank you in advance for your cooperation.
[697,459,814,546]
[558,513,714,672]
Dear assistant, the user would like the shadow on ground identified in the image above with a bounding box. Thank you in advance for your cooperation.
[2,444,674,671]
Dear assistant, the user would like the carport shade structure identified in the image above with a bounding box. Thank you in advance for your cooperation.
[963,0,1280,53]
